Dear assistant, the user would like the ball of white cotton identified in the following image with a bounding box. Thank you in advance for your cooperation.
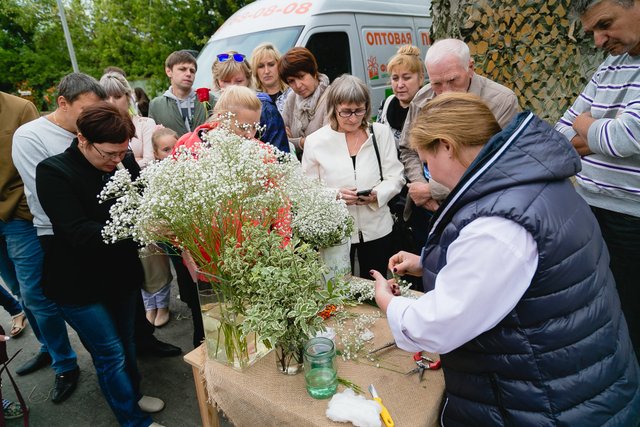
[326,388,382,427]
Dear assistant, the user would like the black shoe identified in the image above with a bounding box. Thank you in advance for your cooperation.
[16,352,52,376]
[137,338,181,358]
[51,367,80,403]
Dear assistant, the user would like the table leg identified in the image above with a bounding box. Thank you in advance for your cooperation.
[190,364,220,427]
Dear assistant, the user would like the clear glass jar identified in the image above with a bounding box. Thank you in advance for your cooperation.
[303,337,338,399]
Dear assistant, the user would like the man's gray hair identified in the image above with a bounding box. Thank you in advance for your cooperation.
[58,72,106,103]
[570,0,635,16]
[425,39,470,69]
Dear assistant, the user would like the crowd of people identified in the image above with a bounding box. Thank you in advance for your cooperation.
[0,0,639,425]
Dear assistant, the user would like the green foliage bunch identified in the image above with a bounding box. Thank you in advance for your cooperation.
[220,224,345,352]
[1,0,254,106]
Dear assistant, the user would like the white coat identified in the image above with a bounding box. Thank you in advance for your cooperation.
[302,122,405,244]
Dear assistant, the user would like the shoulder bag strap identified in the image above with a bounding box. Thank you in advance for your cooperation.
[369,124,384,182]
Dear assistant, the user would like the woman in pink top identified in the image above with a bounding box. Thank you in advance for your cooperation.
[100,72,156,168]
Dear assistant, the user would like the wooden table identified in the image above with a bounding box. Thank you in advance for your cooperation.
[184,305,445,427]
[184,346,220,427]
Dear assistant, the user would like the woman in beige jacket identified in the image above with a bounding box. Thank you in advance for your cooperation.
[278,47,330,157]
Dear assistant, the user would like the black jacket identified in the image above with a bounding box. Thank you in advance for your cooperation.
[36,139,143,305]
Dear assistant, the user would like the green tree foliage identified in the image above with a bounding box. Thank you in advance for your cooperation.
[0,0,254,110]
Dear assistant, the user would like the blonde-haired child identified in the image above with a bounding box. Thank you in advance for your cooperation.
[152,126,178,160]
[141,126,178,327]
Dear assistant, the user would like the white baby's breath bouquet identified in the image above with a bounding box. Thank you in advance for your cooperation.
[286,182,354,249]
[99,124,353,366]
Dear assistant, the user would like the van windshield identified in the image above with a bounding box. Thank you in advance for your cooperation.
[193,26,303,90]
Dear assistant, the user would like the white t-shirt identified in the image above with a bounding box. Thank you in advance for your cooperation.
[12,117,76,236]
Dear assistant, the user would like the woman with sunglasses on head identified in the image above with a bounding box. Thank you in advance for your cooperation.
[35,103,165,427]
[302,75,404,277]
[250,43,291,114]
[211,50,289,153]
[278,47,330,157]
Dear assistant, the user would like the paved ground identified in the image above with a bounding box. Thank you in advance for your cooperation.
[0,278,203,427]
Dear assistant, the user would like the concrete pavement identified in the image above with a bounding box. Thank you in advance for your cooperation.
[0,279,202,427]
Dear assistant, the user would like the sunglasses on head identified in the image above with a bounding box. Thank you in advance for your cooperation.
[217,53,246,63]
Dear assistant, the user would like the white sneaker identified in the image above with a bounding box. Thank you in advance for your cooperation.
[138,395,165,413]
[149,423,165,427]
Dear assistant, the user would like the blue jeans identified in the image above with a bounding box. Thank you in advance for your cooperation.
[592,207,640,357]
[60,290,151,427]
[0,284,22,317]
[0,219,76,373]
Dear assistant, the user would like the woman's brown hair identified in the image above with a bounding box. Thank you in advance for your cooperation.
[77,102,135,144]
[277,47,319,82]
[325,74,371,131]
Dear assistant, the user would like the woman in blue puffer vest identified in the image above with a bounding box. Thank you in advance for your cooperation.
[372,92,640,426]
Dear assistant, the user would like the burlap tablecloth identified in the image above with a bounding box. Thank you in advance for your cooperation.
[203,304,445,426]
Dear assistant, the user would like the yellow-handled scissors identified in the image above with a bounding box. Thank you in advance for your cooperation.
[368,384,394,427]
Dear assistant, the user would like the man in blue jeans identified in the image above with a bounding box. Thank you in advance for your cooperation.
[1,90,80,403]
[555,0,640,357]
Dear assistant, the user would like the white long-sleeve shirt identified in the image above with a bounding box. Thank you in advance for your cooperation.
[386,216,538,354]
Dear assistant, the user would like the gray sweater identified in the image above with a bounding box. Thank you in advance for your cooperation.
[12,116,76,236]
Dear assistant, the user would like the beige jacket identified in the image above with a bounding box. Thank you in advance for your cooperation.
[0,92,38,221]
[281,74,330,153]
[399,73,520,216]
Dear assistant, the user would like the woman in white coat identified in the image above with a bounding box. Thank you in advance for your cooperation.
[302,74,404,277]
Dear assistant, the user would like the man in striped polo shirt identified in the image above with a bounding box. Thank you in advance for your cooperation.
[556,0,640,357]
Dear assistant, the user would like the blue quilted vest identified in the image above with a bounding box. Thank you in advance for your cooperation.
[422,113,640,426]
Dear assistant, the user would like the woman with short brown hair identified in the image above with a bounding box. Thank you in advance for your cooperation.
[278,47,330,155]
[302,75,404,277]
[36,102,165,427]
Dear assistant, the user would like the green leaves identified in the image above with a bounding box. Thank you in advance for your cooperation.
[1,0,255,105]
[224,225,345,351]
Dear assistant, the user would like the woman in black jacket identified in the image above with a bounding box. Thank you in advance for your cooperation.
[36,103,163,427]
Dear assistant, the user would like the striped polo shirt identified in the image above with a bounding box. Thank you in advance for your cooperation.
[555,53,640,217]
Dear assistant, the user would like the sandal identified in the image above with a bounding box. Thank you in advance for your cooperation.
[10,312,27,337]
[2,399,26,420]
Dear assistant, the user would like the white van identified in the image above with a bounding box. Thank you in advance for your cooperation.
[193,0,431,111]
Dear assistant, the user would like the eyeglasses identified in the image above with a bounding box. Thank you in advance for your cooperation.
[217,53,246,63]
[337,108,367,118]
[92,144,129,161]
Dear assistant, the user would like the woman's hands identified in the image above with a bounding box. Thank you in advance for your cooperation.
[337,187,378,206]
[370,270,401,313]
[389,251,422,276]
[371,251,422,313]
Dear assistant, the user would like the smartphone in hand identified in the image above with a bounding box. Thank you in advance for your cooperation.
[356,189,372,197]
